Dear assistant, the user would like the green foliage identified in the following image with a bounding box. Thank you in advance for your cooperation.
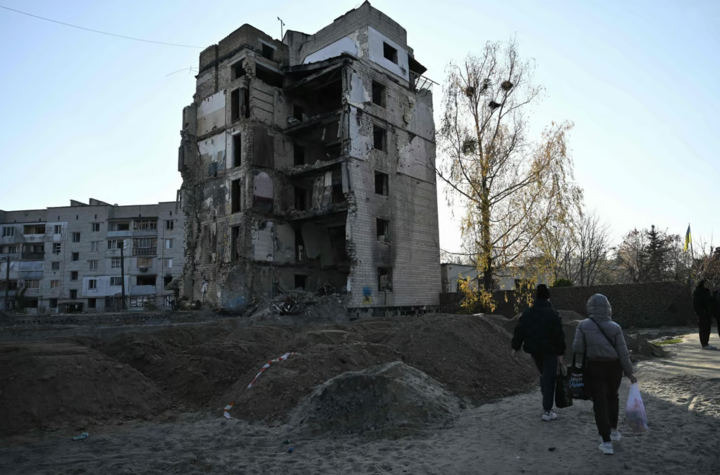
[552,278,574,287]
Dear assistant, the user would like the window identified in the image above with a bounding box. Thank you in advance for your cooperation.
[88,279,97,290]
[23,224,46,235]
[137,257,153,268]
[129,295,152,308]
[165,220,174,230]
[232,60,245,80]
[231,226,240,263]
[25,280,40,289]
[72,232,81,242]
[49,298,58,309]
[231,179,242,213]
[72,252,79,261]
[378,267,393,291]
[165,239,173,249]
[383,42,398,64]
[372,81,386,107]
[134,238,156,256]
[293,105,304,122]
[137,275,156,286]
[88,298,96,309]
[375,171,389,195]
[232,134,242,167]
[108,239,122,250]
[332,185,344,204]
[111,277,123,286]
[54,225,62,234]
[294,275,307,290]
[69,289,78,299]
[294,187,307,211]
[53,243,61,254]
[231,89,241,121]
[89,260,98,271]
[261,43,274,60]
[70,271,79,281]
[255,64,283,88]
[295,229,305,263]
[376,219,390,242]
[111,257,122,269]
[51,262,60,270]
[90,241,99,252]
[109,222,130,231]
[91,223,100,232]
[50,280,60,288]
[373,126,386,151]
[294,144,305,166]
[1,245,17,254]
[165,258,173,268]
[134,220,157,231]
[0,281,18,291]
[2,227,14,237]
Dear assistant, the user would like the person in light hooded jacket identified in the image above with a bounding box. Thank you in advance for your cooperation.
[573,294,637,456]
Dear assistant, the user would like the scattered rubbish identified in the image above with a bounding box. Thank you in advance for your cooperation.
[223,403,234,419]
[247,352,297,389]
[288,447,294,453]
[282,439,291,445]
[72,432,89,441]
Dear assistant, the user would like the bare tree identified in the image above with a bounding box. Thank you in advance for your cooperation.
[572,211,612,286]
[437,38,583,291]
[614,229,649,283]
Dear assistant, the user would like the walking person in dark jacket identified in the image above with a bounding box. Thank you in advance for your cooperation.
[573,294,637,455]
[693,280,717,350]
[511,284,566,421]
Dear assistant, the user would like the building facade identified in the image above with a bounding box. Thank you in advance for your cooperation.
[0,199,185,314]
[178,2,441,315]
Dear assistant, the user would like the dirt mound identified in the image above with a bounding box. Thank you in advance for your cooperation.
[289,361,458,438]
[558,310,583,322]
[0,342,167,437]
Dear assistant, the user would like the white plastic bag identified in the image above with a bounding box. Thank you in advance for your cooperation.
[625,383,648,432]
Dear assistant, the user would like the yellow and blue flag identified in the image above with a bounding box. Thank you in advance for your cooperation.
[684,224,691,251]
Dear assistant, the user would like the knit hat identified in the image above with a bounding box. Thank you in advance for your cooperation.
[536,284,551,300]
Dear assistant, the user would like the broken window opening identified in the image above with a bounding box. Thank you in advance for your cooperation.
[136,275,156,286]
[294,187,308,211]
[69,289,78,299]
[244,88,250,118]
[23,224,46,235]
[372,81,386,107]
[294,274,307,290]
[256,64,283,88]
[231,89,240,122]
[375,171,389,195]
[376,219,390,243]
[49,299,58,309]
[293,105,305,122]
[373,126,386,151]
[261,43,274,60]
[232,60,245,80]
[231,179,242,213]
[109,222,130,231]
[231,226,240,262]
[88,298,96,309]
[378,267,393,291]
[295,228,305,263]
[294,144,305,166]
[331,184,344,204]
[232,133,242,167]
[52,243,61,254]
[383,43,398,64]
[164,274,173,286]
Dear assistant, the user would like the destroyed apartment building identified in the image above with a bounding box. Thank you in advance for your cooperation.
[178,2,440,315]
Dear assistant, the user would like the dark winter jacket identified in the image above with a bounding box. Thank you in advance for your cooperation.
[573,294,633,378]
[713,290,720,319]
[511,300,566,356]
[693,285,713,318]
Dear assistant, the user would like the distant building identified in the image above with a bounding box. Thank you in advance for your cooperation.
[0,199,184,314]
[178,2,441,315]
[440,263,548,293]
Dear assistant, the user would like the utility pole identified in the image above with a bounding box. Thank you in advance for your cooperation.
[277,17,285,38]
[120,240,126,311]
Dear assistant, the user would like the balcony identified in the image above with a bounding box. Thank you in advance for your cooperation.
[133,247,156,256]
[21,252,45,261]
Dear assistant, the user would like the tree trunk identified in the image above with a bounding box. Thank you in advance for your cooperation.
[481,188,493,290]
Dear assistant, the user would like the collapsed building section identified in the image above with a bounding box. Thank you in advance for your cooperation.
[178,1,441,315]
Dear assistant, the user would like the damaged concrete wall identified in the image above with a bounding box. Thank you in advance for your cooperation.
[197,90,227,136]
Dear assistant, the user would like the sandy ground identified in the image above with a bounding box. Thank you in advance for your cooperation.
[1,331,719,475]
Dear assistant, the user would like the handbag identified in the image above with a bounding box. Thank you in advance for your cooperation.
[568,330,591,400]
[554,362,573,408]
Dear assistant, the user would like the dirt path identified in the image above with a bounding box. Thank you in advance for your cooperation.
[2,335,719,475]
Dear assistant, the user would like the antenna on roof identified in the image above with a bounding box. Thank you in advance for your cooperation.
[277,17,285,38]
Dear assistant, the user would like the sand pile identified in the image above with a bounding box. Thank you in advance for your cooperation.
[0,342,167,436]
[289,361,459,438]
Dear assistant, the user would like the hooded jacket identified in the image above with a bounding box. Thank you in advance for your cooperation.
[693,283,713,318]
[573,294,633,377]
[511,299,566,356]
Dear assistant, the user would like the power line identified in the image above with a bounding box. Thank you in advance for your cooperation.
[0,5,203,48]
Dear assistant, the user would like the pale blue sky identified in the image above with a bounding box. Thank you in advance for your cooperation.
[0,0,718,253]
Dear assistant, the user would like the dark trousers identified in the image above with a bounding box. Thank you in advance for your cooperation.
[698,313,711,346]
[586,360,623,442]
[531,354,558,412]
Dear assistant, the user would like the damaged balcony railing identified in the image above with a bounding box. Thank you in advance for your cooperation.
[410,72,438,92]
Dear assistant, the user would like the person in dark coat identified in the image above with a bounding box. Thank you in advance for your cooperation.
[511,284,566,421]
[693,280,717,350]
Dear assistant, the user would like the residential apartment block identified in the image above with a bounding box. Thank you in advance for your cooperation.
[178,2,441,315]
[0,199,184,314]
